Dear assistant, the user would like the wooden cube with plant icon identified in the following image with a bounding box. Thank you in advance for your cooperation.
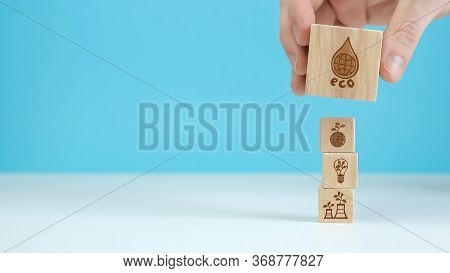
[305,24,382,101]
[322,152,358,189]
[318,188,354,223]
[320,118,355,153]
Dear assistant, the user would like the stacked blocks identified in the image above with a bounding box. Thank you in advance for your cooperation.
[319,118,357,223]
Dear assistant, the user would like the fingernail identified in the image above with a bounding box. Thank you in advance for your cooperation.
[292,25,300,44]
[293,57,298,73]
[384,54,405,77]
[291,85,305,96]
[289,54,297,73]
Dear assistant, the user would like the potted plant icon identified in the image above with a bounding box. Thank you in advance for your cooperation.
[323,201,334,219]
[334,191,348,219]
[330,122,346,147]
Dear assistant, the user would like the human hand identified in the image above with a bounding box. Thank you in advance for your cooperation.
[279,0,449,95]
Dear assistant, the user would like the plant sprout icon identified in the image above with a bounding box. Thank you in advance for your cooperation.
[330,122,346,147]
[333,159,348,183]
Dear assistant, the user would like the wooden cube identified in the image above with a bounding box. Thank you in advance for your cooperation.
[305,24,382,101]
[320,117,355,153]
[322,152,358,189]
[318,187,354,223]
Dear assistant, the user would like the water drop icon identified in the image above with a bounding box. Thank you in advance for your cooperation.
[331,37,359,79]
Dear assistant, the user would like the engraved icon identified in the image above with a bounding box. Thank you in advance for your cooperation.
[330,122,346,147]
[333,191,348,219]
[322,191,348,220]
[333,158,348,183]
[330,37,359,88]
[323,201,334,219]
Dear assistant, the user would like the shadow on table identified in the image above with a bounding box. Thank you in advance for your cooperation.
[152,200,316,223]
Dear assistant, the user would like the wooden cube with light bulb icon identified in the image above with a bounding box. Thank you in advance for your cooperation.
[322,152,358,189]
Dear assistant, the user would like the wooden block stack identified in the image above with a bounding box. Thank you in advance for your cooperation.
[305,24,383,102]
[318,118,357,223]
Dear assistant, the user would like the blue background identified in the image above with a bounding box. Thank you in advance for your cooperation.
[1,0,449,173]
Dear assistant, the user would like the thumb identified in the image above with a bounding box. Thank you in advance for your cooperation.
[380,0,444,83]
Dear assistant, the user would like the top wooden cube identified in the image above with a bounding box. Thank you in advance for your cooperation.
[305,24,383,102]
[321,118,354,153]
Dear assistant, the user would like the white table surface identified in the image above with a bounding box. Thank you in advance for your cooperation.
[0,174,449,253]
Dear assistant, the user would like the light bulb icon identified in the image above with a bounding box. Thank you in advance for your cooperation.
[333,159,348,183]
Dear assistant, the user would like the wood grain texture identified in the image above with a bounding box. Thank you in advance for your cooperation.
[320,117,355,153]
[306,24,382,101]
[318,187,354,223]
[322,152,358,189]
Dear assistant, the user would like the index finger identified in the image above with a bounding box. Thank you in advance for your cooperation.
[289,0,322,46]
